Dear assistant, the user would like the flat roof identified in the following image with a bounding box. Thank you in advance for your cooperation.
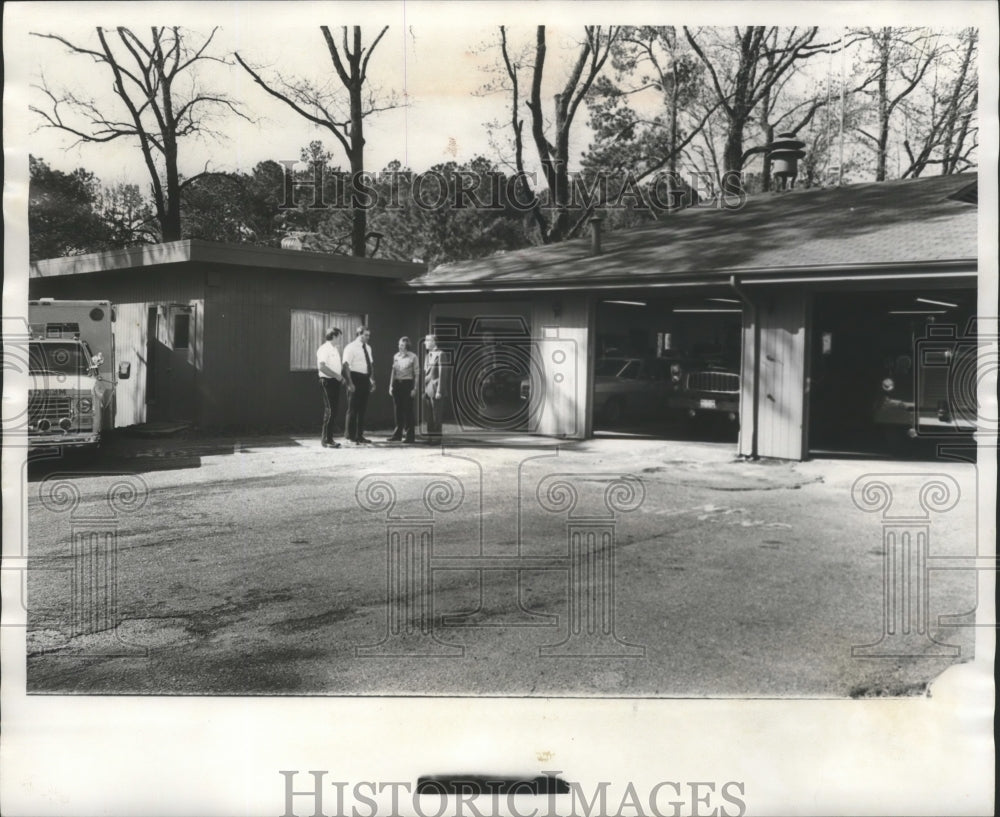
[30,238,427,281]
[407,173,978,291]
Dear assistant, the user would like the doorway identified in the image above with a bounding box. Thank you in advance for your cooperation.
[808,288,977,458]
[145,304,197,423]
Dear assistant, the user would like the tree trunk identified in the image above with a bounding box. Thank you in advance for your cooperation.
[162,142,183,241]
[875,29,890,181]
[722,122,746,194]
[760,123,774,192]
[349,83,367,257]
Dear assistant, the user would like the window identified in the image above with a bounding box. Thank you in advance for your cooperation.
[620,360,641,379]
[172,313,190,350]
[29,341,89,375]
[290,309,362,371]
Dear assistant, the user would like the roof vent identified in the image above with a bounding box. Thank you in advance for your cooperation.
[589,215,604,256]
[768,132,806,190]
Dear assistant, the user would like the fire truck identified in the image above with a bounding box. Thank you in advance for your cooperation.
[27,299,131,451]
[872,318,980,439]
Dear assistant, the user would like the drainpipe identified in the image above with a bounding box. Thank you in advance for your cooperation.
[730,275,759,460]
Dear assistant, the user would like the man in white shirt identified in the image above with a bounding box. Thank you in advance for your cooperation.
[316,328,344,449]
[342,325,375,444]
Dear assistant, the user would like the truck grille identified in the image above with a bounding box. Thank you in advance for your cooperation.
[28,394,73,422]
[685,371,739,394]
[917,347,977,420]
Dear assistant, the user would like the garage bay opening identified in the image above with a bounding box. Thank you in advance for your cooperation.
[808,288,978,459]
[595,296,743,443]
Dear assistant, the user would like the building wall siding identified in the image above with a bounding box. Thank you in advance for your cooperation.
[201,264,421,431]
[740,289,809,460]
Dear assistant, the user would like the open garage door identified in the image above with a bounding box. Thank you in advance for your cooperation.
[809,288,978,459]
[431,305,536,434]
[595,296,742,444]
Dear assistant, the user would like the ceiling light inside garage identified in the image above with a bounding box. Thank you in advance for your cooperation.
[708,298,741,304]
[888,309,947,315]
[674,308,742,313]
[605,300,647,306]
[915,297,958,308]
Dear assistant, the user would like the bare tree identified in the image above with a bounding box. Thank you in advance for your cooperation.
[31,27,246,241]
[900,28,978,178]
[496,25,620,243]
[683,27,837,191]
[235,26,394,257]
[851,27,942,181]
[748,29,840,190]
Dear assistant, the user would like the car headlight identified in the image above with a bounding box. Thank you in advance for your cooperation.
[881,378,894,393]
[78,397,94,413]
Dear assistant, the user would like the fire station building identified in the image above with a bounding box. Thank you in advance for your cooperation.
[29,172,981,459]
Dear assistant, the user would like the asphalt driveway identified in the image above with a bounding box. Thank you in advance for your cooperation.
[21,432,981,697]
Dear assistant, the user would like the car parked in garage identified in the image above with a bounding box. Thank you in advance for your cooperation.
[593,356,679,425]
[668,356,741,424]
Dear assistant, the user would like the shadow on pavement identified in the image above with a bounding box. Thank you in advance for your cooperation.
[25,432,306,481]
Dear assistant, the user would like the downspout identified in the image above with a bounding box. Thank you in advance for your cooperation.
[730,275,759,460]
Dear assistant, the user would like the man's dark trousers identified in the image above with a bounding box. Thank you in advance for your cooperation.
[346,372,371,441]
[320,377,341,444]
[391,380,416,441]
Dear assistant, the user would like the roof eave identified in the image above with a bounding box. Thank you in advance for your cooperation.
[399,258,978,294]
[29,238,427,281]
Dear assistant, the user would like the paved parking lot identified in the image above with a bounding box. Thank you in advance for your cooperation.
[21,431,982,697]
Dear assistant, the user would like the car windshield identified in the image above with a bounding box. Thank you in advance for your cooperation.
[28,342,90,376]
[595,358,630,377]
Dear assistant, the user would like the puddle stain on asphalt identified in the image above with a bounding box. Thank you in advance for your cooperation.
[271,607,357,633]
[184,589,296,637]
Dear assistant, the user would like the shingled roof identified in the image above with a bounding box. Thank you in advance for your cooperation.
[407,173,977,290]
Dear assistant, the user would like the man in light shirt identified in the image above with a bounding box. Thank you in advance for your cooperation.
[423,333,445,445]
[342,325,375,444]
[316,328,345,449]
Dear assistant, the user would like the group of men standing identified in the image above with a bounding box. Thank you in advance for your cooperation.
[317,326,445,448]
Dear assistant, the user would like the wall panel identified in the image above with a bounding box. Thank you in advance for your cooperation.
[747,289,809,460]
[530,292,593,439]
[112,302,147,427]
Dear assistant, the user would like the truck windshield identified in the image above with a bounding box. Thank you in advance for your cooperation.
[595,358,629,377]
[28,342,90,376]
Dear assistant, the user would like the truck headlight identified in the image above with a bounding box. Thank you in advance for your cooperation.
[881,378,894,393]
[78,397,94,413]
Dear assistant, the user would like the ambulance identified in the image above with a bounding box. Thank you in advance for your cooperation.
[27,299,131,450]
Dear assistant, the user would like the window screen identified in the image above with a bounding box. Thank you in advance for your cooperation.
[290,309,361,371]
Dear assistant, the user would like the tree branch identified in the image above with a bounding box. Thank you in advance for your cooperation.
[235,52,351,155]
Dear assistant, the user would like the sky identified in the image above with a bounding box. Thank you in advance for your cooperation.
[14,14,613,186]
[7,1,990,193]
